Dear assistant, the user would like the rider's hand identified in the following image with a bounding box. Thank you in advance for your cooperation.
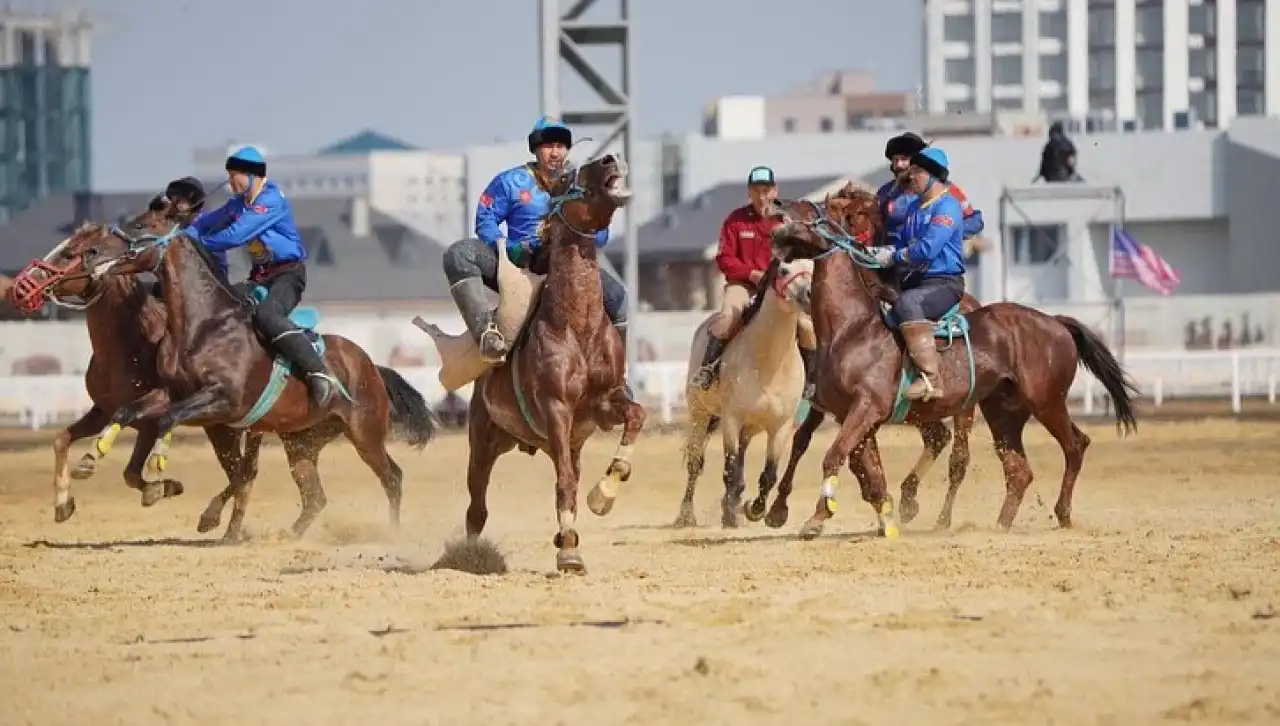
[748,270,764,284]
[870,246,897,266]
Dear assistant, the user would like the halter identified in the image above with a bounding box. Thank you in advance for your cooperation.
[793,199,885,268]
[105,223,183,275]
[546,164,612,239]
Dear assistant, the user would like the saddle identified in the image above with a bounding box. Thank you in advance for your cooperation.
[879,302,969,343]
[245,285,322,348]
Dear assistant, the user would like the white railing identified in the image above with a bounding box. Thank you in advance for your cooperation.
[0,350,1277,430]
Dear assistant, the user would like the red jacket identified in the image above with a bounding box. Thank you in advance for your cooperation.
[715,204,778,286]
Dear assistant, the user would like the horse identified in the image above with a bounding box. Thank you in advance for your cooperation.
[5,220,261,523]
[674,257,815,528]
[68,201,437,542]
[769,187,1139,538]
[766,184,984,531]
[422,154,642,573]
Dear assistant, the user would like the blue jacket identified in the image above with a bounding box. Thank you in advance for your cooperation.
[893,190,967,276]
[184,180,306,278]
[877,180,984,245]
[475,164,609,256]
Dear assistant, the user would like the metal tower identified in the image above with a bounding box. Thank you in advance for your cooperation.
[538,0,638,371]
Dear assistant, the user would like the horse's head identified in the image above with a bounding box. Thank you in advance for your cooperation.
[771,258,814,313]
[81,199,190,284]
[768,182,881,261]
[544,153,632,242]
[5,221,128,314]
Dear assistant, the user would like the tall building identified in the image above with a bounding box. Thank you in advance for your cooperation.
[923,0,1280,131]
[0,8,92,224]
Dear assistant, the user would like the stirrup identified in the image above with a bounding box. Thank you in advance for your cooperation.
[692,363,719,389]
[478,323,508,363]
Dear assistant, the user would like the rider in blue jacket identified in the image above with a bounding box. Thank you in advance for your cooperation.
[877,132,984,247]
[869,146,968,403]
[183,146,336,408]
[442,117,629,364]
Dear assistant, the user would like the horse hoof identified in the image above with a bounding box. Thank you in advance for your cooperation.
[881,521,901,539]
[764,505,789,529]
[196,514,221,534]
[162,480,184,498]
[743,499,767,523]
[798,518,824,541]
[219,529,247,545]
[586,483,615,517]
[900,498,919,524]
[556,549,586,573]
[720,506,744,529]
[140,483,165,507]
[70,455,96,480]
[933,518,952,532]
[53,498,77,523]
[673,509,698,529]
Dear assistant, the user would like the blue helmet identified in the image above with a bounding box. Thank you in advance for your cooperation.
[225,145,266,178]
[910,146,949,182]
[527,117,573,154]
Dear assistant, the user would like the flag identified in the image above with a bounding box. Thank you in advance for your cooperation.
[1108,228,1180,295]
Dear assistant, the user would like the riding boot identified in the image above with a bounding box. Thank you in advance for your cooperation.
[691,334,729,390]
[450,277,508,362]
[900,321,943,401]
[798,345,817,400]
[273,329,335,408]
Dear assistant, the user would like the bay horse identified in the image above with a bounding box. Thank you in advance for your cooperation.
[5,220,260,523]
[443,154,642,573]
[66,201,437,542]
[769,187,1139,538]
[675,257,814,529]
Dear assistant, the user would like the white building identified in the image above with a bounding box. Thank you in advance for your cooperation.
[923,0,1280,131]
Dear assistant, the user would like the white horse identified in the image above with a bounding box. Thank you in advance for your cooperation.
[676,259,814,528]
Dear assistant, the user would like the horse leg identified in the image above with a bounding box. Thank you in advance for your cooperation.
[587,391,647,518]
[675,415,714,528]
[544,399,587,573]
[343,406,404,533]
[936,407,976,530]
[720,426,749,528]
[196,426,250,535]
[50,406,111,522]
[121,421,184,508]
[799,393,885,541]
[979,397,1034,531]
[746,418,792,523]
[145,431,174,480]
[279,431,327,538]
[465,403,513,538]
[899,421,950,524]
[1031,404,1091,529]
[848,435,898,538]
[70,422,113,480]
[766,406,825,528]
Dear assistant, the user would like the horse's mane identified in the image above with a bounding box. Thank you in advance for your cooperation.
[826,180,877,204]
[824,182,899,300]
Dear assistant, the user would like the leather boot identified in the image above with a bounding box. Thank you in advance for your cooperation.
[450,277,507,362]
[900,321,943,401]
[274,329,335,408]
[798,345,817,400]
[691,334,728,390]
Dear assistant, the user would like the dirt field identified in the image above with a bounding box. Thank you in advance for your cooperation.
[1,419,1278,725]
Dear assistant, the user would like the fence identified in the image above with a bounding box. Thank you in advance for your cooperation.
[0,349,1278,430]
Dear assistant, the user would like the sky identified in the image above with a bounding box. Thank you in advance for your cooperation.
[23,0,921,191]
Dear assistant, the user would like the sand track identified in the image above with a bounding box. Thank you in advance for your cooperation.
[1,420,1278,725]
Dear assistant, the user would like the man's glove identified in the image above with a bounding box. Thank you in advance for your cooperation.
[869,246,897,267]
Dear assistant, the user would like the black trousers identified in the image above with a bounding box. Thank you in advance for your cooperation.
[892,274,965,323]
[250,265,306,340]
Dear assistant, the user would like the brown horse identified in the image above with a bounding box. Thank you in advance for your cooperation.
[444,154,643,573]
[769,187,1138,538]
[62,202,436,542]
[5,221,260,523]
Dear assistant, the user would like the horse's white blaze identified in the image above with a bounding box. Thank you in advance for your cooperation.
[42,236,73,263]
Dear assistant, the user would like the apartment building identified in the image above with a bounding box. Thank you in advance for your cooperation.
[924,0,1280,131]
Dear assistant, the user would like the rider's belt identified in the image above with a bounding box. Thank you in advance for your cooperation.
[249,260,301,282]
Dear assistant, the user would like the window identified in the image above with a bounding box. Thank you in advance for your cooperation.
[946,100,975,115]
[1136,49,1163,90]
[1009,225,1061,264]
[1238,1,1265,42]
[993,55,1023,86]
[1237,88,1264,116]
[1190,90,1217,127]
[1039,9,1067,41]
[992,12,1022,44]
[1137,92,1165,129]
[994,97,1024,110]
[1089,49,1116,89]
[1088,6,1115,46]
[846,112,866,130]
[783,117,796,133]
[819,117,833,132]
[1039,54,1067,85]
[1189,48,1216,80]
[1238,47,1265,85]
[945,59,975,86]
[1189,3,1216,37]
[1135,5,1163,45]
[944,15,974,44]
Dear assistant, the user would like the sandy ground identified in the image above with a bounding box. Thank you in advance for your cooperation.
[1,419,1278,726]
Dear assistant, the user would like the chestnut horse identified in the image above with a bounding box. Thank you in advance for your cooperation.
[450,154,643,573]
[770,187,1138,538]
[64,203,436,542]
[6,219,260,523]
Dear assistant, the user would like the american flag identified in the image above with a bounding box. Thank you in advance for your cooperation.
[1109,228,1181,295]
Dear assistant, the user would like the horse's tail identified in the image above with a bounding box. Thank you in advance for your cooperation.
[376,365,438,449]
[1054,315,1139,435]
